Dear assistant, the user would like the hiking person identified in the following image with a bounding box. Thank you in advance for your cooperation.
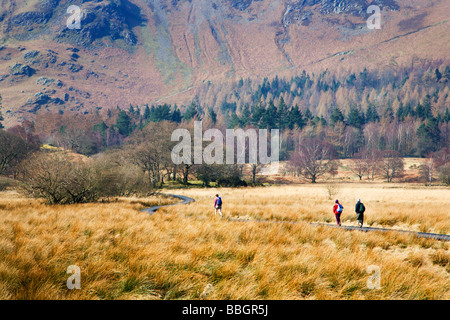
[355,199,365,228]
[333,200,343,226]
[214,194,223,217]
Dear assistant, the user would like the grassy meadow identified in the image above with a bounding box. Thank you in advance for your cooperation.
[0,183,449,300]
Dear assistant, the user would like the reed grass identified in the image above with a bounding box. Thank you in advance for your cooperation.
[0,183,448,300]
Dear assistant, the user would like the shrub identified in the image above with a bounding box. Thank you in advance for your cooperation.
[18,151,153,204]
[0,177,15,191]
[18,152,99,204]
[92,154,151,197]
[217,176,247,187]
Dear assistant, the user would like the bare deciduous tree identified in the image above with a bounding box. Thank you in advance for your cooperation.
[288,138,339,183]
[92,150,150,197]
[325,183,341,200]
[419,155,434,186]
[348,148,370,180]
[365,148,382,181]
[0,130,28,176]
[431,147,450,185]
[19,152,99,204]
[380,150,404,182]
[55,127,98,156]
[127,121,177,188]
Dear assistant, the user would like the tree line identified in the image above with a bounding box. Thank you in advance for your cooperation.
[1,60,449,204]
[1,115,449,206]
[14,60,447,161]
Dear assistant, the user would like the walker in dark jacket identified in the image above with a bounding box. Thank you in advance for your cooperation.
[355,199,365,228]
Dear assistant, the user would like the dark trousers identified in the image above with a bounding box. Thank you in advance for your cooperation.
[335,213,341,226]
[356,213,364,225]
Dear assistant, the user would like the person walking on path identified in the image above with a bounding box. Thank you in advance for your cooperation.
[214,194,223,217]
[355,199,365,228]
[333,200,343,226]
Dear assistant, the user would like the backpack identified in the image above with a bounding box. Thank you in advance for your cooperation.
[337,204,343,213]
[359,203,365,213]
[217,197,222,205]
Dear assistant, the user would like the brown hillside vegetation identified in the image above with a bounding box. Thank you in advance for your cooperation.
[0,0,449,126]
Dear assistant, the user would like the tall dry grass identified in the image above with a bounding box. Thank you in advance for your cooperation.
[0,183,448,300]
[174,183,449,234]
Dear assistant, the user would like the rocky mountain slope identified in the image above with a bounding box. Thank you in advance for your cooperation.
[0,0,449,126]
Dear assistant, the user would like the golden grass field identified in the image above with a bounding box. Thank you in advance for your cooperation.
[0,183,449,300]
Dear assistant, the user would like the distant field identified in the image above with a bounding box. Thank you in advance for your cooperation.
[258,158,428,185]
[0,183,448,300]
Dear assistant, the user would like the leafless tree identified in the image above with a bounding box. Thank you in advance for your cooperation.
[342,126,361,157]
[54,127,98,155]
[92,150,150,197]
[431,147,450,185]
[7,121,40,154]
[126,121,177,188]
[348,148,370,180]
[18,152,99,204]
[288,138,339,183]
[325,183,341,200]
[363,122,381,151]
[250,163,263,184]
[380,150,404,182]
[366,148,383,181]
[396,119,417,155]
[420,155,434,186]
[0,130,28,176]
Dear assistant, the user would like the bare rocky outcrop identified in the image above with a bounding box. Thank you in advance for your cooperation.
[55,0,142,47]
[10,63,34,76]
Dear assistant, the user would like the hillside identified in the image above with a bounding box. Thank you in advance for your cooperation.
[0,0,449,126]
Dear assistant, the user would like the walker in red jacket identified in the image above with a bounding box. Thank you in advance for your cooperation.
[333,200,343,226]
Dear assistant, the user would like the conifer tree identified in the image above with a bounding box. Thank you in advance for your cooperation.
[277,97,289,129]
[116,110,131,136]
[330,107,345,126]
[143,104,151,120]
[288,105,305,129]
[396,102,405,121]
[366,104,380,122]
[347,106,364,129]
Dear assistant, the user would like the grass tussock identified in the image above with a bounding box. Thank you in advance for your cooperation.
[0,183,449,300]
